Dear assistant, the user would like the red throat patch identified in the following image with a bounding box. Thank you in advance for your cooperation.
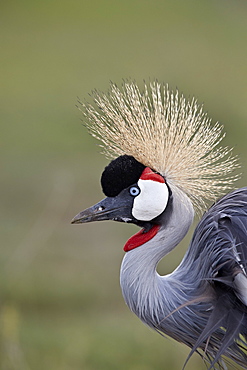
[123,224,160,252]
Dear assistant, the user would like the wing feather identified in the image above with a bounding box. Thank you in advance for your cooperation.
[182,187,247,368]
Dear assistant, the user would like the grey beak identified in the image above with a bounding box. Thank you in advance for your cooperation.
[71,199,113,224]
[71,193,134,225]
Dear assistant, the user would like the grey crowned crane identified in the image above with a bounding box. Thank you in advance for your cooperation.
[72,81,247,369]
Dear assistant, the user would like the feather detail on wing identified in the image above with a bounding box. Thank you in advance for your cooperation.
[183,187,247,369]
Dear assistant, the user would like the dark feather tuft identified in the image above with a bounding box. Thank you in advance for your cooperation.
[101,155,145,197]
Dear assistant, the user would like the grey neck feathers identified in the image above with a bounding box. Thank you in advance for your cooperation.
[120,186,194,327]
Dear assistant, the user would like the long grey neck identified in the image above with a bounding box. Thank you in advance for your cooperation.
[120,187,194,326]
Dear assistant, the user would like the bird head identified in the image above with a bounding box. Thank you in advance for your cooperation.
[71,81,239,250]
[71,155,172,251]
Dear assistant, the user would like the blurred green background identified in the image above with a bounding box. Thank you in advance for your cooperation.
[1,0,247,369]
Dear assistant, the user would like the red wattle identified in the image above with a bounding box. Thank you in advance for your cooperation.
[123,224,160,252]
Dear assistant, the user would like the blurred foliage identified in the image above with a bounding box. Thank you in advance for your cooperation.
[1,0,247,369]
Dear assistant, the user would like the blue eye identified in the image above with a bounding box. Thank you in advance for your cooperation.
[129,186,140,197]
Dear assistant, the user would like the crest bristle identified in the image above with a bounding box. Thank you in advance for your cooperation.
[77,80,240,212]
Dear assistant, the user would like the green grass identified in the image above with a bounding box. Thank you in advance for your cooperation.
[1,0,247,369]
[2,305,203,370]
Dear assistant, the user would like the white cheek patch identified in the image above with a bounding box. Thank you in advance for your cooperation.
[132,179,169,221]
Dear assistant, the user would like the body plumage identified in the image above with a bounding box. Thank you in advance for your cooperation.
[72,81,247,369]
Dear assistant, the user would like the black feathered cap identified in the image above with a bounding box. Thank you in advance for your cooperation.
[101,155,145,197]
